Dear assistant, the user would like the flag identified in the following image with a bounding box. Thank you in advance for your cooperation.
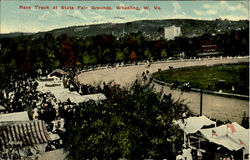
[239,139,246,147]
[212,129,218,136]
[227,123,236,133]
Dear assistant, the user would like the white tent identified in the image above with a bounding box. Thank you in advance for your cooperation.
[199,122,249,152]
[0,120,49,155]
[0,111,29,122]
[38,81,106,103]
[0,105,6,110]
[174,116,216,135]
[48,69,67,78]
[53,91,106,104]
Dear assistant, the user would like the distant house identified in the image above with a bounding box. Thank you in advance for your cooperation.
[199,40,218,52]
[195,40,222,57]
[0,120,50,158]
[164,26,181,40]
[49,69,67,78]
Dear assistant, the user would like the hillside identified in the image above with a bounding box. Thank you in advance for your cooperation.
[1,19,248,39]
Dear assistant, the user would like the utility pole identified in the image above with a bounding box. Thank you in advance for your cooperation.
[200,88,203,116]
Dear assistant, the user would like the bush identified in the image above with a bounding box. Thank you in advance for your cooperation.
[62,81,189,159]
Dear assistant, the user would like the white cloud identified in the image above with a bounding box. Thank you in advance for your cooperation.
[173,13,189,19]
[1,22,44,33]
[173,2,181,14]
[118,3,125,7]
[194,9,217,16]
[206,9,217,15]
[72,10,87,20]
[53,8,63,17]
[194,1,248,18]
[220,15,248,21]
[1,25,18,33]
[220,1,227,6]
[37,7,89,22]
[170,1,188,19]
[193,10,203,16]
[139,7,150,15]
[38,11,51,20]
[223,2,248,15]
[88,11,106,23]
[220,2,248,13]
[203,4,211,9]
[242,8,248,15]
[38,8,65,21]
[192,11,248,21]
[227,4,243,11]
[225,3,248,15]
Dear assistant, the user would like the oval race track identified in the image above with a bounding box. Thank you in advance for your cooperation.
[78,57,249,123]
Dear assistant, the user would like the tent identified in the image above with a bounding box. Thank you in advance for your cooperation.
[38,80,106,103]
[0,120,50,151]
[174,116,216,135]
[49,69,67,78]
[0,111,29,122]
[0,105,6,111]
[199,122,249,152]
[175,117,249,160]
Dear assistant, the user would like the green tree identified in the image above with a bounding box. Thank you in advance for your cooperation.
[82,51,97,65]
[63,82,188,159]
[103,48,112,63]
[123,47,130,61]
[115,49,125,62]
[144,48,153,60]
[160,49,167,58]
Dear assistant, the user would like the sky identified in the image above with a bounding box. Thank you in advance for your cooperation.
[0,0,249,33]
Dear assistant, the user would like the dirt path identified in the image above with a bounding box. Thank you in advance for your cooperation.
[78,57,249,123]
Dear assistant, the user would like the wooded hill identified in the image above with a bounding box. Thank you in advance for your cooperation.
[1,19,248,40]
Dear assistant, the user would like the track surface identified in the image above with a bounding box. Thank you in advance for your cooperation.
[78,58,249,123]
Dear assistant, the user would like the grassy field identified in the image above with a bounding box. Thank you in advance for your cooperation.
[153,63,249,95]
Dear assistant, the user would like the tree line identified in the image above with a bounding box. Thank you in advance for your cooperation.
[0,28,248,82]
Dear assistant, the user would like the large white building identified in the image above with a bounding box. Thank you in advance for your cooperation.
[164,26,181,40]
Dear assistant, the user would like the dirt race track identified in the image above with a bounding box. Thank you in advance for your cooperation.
[78,57,249,123]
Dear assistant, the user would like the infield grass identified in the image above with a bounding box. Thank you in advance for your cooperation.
[153,63,249,95]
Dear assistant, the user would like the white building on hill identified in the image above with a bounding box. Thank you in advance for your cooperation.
[164,25,181,40]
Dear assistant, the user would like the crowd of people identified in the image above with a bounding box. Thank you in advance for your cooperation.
[0,77,39,114]
[0,73,72,153]
[0,69,124,155]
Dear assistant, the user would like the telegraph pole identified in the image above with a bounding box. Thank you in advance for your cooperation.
[200,88,203,116]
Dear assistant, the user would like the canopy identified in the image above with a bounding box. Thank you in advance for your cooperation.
[48,132,60,141]
[174,116,216,134]
[0,105,6,110]
[38,81,106,103]
[49,69,67,78]
[0,120,50,150]
[0,111,29,122]
[199,122,249,152]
